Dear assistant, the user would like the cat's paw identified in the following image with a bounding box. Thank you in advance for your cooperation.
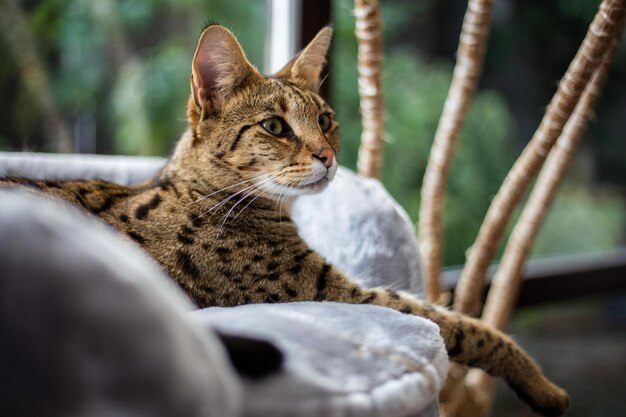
[513,379,570,416]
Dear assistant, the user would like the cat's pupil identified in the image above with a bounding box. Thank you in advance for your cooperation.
[262,118,283,135]
[319,114,331,132]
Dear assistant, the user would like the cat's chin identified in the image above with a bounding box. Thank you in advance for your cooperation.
[259,163,337,199]
[260,172,335,200]
[296,176,333,195]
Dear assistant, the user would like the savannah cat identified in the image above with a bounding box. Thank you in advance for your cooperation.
[1,25,569,416]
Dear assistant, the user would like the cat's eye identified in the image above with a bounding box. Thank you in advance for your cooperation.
[318,114,331,132]
[261,118,283,136]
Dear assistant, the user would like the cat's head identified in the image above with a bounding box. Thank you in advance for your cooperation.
[181,24,338,200]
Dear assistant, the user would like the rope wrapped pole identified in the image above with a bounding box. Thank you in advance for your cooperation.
[463,29,625,415]
[454,0,626,316]
[355,0,385,179]
[419,0,496,304]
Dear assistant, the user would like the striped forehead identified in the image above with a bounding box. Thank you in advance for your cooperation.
[266,78,327,115]
[224,78,331,124]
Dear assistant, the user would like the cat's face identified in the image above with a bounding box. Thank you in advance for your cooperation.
[186,25,338,199]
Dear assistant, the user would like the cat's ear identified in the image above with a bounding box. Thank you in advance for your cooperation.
[191,25,259,114]
[275,27,332,91]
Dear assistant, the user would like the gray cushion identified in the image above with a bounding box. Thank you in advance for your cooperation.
[0,190,242,417]
[194,303,447,417]
[292,168,424,296]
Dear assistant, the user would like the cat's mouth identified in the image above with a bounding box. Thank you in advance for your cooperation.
[297,162,337,192]
[259,163,337,199]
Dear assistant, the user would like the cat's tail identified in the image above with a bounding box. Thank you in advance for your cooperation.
[427,306,570,417]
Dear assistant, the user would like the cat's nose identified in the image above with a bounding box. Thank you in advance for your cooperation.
[313,148,335,168]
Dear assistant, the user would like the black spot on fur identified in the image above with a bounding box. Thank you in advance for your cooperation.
[92,193,130,215]
[119,213,129,223]
[127,231,145,244]
[294,249,313,263]
[43,180,61,188]
[266,272,279,281]
[399,305,412,314]
[288,264,302,275]
[176,250,200,277]
[284,285,298,298]
[216,246,230,254]
[253,255,264,262]
[135,193,162,220]
[197,282,215,293]
[265,294,280,303]
[351,287,362,299]
[177,233,194,245]
[360,292,377,304]
[476,339,485,349]
[315,264,331,301]
[448,329,465,357]
[266,261,279,271]
[191,214,204,228]
[387,290,400,300]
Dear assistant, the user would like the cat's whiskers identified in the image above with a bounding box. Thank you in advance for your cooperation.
[218,171,293,232]
[232,188,268,221]
[277,177,300,221]
[196,175,277,220]
[219,181,269,229]
[187,170,281,207]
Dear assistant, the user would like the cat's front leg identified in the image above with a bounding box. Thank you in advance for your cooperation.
[312,261,569,416]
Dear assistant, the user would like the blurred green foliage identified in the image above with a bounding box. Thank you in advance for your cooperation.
[0,0,624,266]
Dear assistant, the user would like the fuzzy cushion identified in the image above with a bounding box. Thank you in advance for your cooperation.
[292,167,424,296]
[0,190,242,417]
[194,303,447,417]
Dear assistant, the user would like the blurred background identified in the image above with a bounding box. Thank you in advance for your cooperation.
[0,0,624,415]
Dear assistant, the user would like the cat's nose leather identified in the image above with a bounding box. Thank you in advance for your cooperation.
[313,148,335,168]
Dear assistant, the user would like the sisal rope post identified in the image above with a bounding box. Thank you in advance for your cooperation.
[419,0,496,304]
[442,2,626,415]
[463,27,625,415]
[453,0,626,317]
[355,0,385,179]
